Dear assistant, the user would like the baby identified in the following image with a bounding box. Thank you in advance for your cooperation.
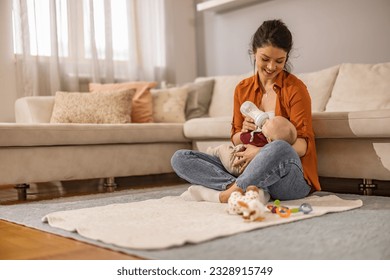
[207,116,297,176]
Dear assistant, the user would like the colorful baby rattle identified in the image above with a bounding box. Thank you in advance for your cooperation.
[267,200,313,218]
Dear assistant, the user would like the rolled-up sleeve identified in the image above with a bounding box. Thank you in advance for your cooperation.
[288,83,314,141]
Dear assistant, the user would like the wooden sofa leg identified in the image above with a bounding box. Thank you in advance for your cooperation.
[104,177,117,192]
[358,179,377,195]
[14,184,30,201]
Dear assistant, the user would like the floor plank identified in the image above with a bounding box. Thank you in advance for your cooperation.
[0,220,141,260]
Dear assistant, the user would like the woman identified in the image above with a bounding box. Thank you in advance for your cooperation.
[171,19,321,203]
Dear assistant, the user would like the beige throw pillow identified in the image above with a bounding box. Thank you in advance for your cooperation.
[89,81,157,123]
[196,73,252,118]
[50,89,135,124]
[325,62,390,112]
[296,65,340,112]
[185,79,215,120]
[151,87,188,123]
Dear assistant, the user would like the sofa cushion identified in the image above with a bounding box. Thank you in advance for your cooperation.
[196,73,251,118]
[50,90,135,124]
[89,81,157,123]
[184,117,231,139]
[312,110,390,138]
[325,62,390,112]
[296,65,340,112]
[15,96,55,123]
[185,79,215,120]
[184,110,390,141]
[151,87,188,123]
[0,123,188,147]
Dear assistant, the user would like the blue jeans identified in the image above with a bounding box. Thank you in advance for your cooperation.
[171,140,310,200]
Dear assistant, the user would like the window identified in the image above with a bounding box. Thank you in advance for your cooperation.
[13,0,68,57]
[12,0,165,64]
[83,0,130,60]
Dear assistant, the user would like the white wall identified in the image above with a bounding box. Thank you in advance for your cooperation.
[196,0,390,76]
[165,0,198,85]
[0,0,17,122]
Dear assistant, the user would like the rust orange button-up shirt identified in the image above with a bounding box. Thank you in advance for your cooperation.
[231,71,321,192]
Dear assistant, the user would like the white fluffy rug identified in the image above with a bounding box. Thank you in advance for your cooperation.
[42,194,362,250]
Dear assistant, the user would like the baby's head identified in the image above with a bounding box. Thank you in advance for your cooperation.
[262,116,297,144]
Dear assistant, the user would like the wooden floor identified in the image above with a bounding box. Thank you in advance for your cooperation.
[0,220,141,260]
[1,175,389,260]
[0,174,185,260]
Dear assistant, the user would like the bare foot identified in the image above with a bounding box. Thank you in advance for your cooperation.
[219,182,243,203]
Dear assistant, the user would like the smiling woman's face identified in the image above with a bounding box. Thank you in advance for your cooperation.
[255,45,287,83]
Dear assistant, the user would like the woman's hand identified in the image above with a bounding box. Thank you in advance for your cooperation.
[232,117,257,145]
[241,116,257,132]
[233,144,261,172]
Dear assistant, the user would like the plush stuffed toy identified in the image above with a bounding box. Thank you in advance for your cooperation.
[227,186,267,222]
[238,199,266,222]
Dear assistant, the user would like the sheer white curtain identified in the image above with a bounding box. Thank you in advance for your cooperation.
[12,0,167,97]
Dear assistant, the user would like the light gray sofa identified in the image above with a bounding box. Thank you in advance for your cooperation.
[0,104,192,199]
[1,62,389,199]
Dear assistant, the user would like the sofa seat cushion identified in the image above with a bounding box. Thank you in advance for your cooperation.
[184,117,231,139]
[183,110,390,141]
[0,123,188,147]
[313,110,390,138]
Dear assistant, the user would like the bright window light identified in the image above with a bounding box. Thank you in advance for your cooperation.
[12,0,165,64]
[111,0,129,60]
[27,0,51,56]
[56,0,69,57]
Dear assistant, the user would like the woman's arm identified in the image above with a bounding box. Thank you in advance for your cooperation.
[232,132,242,146]
[292,137,307,157]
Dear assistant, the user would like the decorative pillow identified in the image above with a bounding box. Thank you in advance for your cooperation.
[89,81,157,123]
[325,62,390,112]
[151,87,188,123]
[296,65,340,112]
[184,79,215,120]
[196,73,252,117]
[50,89,135,124]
